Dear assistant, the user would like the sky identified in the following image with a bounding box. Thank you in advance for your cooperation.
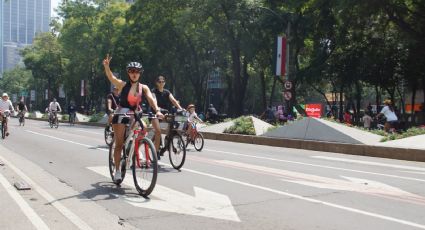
[51,0,61,17]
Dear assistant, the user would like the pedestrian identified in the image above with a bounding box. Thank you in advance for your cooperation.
[362,111,372,130]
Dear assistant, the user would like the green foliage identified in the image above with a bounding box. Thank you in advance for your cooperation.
[61,114,69,121]
[89,113,104,122]
[15,0,425,120]
[380,127,425,142]
[0,67,33,97]
[224,116,256,135]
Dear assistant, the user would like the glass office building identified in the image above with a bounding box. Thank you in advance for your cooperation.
[0,0,51,75]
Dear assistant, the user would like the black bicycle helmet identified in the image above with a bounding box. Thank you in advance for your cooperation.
[126,62,143,70]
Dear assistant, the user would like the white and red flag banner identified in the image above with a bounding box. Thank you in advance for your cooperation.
[276,36,287,77]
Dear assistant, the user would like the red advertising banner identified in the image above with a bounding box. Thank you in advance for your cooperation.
[305,104,322,118]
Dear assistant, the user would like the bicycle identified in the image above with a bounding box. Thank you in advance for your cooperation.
[183,121,204,151]
[0,110,10,139]
[108,111,158,197]
[151,110,186,170]
[17,111,25,126]
[49,111,59,129]
[104,122,114,146]
[69,112,76,126]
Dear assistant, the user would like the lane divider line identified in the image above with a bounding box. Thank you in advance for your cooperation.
[168,162,425,230]
[0,172,49,230]
[0,155,93,230]
[204,148,425,182]
[312,156,425,172]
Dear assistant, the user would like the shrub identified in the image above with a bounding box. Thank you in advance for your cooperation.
[224,116,255,135]
[89,113,104,122]
[61,114,69,121]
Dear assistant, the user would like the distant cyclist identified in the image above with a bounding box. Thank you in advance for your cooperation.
[68,102,77,123]
[0,93,15,136]
[48,98,62,122]
[16,97,28,124]
[16,97,28,116]
[106,86,120,131]
[103,54,163,183]
[150,75,184,153]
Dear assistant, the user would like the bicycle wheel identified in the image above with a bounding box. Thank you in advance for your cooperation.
[49,119,53,128]
[1,121,5,139]
[55,117,59,129]
[104,125,114,146]
[108,142,127,185]
[22,117,25,126]
[168,133,186,170]
[193,133,204,151]
[132,137,158,197]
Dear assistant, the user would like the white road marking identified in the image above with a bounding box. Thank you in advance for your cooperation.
[312,156,425,172]
[0,156,93,230]
[173,163,425,229]
[0,172,49,230]
[23,128,425,228]
[25,130,105,151]
[76,129,102,135]
[88,166,240,222]
[204,148,425,182]
[399,171,425,175]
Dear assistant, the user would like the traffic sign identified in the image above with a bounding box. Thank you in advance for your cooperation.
[284,81,293,90]
[283,91,292,101]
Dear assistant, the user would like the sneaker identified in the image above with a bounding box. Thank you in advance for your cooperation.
[114,171,122,182]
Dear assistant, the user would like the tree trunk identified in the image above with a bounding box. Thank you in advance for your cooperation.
[269,78,277,108]
[411,83,417,125]
[375,85,380,115]
[338,85,344,122]
[260,70,267,110]
[355,81,362,125]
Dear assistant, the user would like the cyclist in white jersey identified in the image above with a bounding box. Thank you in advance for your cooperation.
[48,98,62,122]
[0,93,15,136]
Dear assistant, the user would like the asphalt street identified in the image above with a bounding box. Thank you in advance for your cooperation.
[1,118,425,230]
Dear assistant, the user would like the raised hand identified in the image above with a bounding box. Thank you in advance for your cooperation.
[103,54,113,67]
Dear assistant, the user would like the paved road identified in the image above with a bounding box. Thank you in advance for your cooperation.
[1,118,425,230]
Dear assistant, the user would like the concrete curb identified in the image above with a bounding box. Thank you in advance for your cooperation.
[27,118,425,162]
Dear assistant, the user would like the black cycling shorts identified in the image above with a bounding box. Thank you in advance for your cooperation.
[112,114,131,124]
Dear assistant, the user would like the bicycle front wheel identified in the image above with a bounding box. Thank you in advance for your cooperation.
[193,133,204,151]
[132,137,158,197]
[104,125,114,146]
[1,122,5,139]
[109,142,127,185]
[168,133,186,170]
[49,119,53,128]
[55,118,59,128]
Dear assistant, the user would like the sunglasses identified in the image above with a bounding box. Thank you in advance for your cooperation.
[128,69,141,74]
[157,80,165,83]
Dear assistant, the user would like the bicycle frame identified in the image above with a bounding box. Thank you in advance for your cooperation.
[118,112,153,169]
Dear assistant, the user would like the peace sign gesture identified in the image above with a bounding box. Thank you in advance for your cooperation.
[103,54,112,67]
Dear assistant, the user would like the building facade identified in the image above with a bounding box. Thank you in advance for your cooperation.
[0,0,51,75]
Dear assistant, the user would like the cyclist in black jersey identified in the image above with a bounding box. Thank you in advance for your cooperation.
[103,54,163,182]
[106,87,120,128]
[150,75,184,153]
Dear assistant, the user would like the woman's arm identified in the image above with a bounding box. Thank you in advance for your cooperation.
[169,93,183,110]
[102,54,125,90]
[143,85,163,118]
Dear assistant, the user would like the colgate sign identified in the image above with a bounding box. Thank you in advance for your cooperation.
[305,104,322,118]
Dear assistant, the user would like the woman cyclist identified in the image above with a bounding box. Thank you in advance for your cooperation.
[103,54,163,183]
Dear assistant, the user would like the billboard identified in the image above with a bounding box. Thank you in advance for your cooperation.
[305,104,322,118]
